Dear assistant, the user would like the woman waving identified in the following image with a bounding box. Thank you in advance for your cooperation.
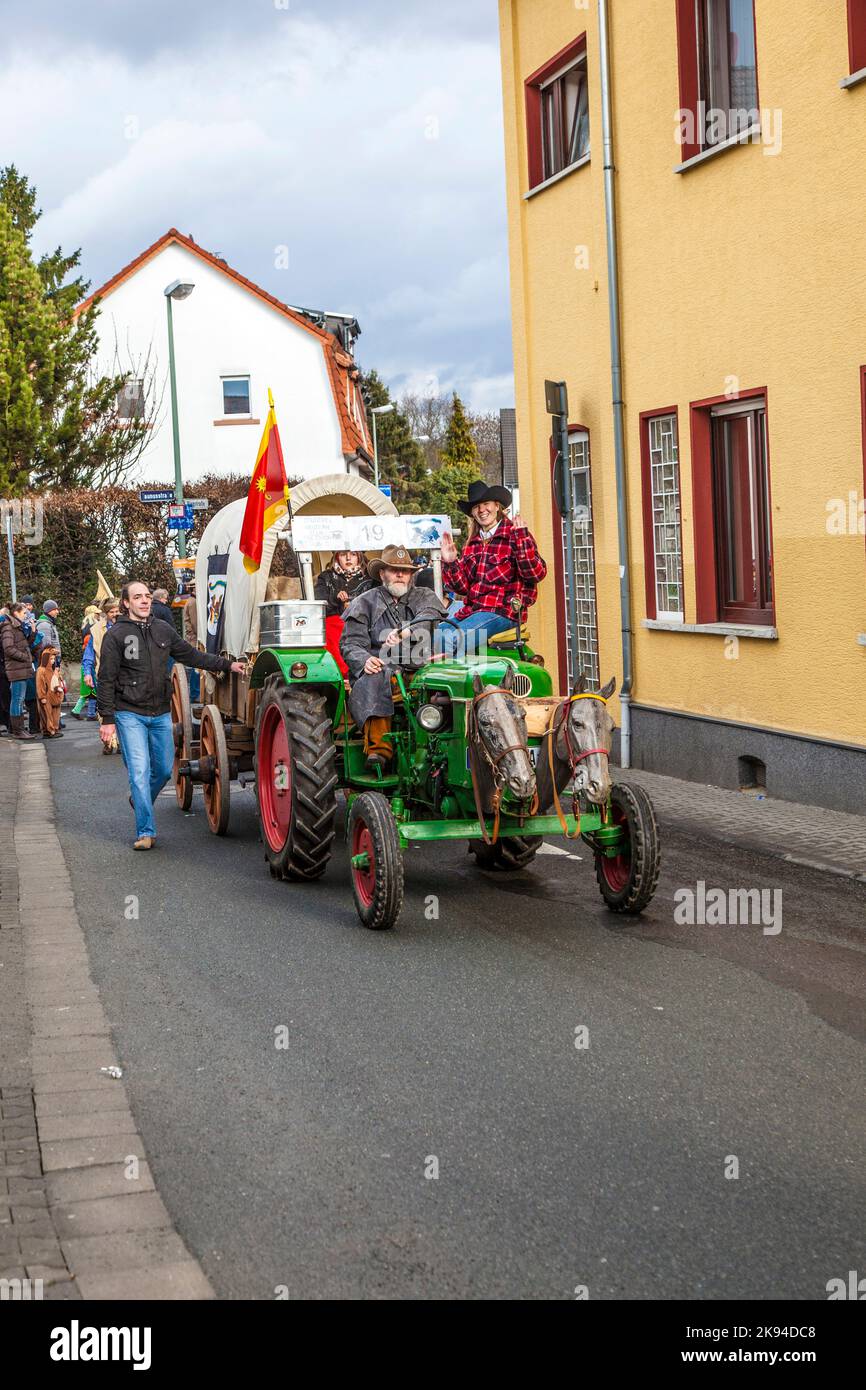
[438,481,547,653]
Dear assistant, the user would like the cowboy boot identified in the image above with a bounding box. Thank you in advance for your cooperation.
[11,715,35,741]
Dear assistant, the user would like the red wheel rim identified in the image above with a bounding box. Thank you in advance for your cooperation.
[598,803,631,892]
[259,704,292,852]
[351,819,376,908]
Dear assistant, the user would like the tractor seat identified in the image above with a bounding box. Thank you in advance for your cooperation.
[488,628,529,646]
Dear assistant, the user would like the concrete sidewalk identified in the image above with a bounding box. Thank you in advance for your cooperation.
[0,738,213,1300]
[616,766,866,881]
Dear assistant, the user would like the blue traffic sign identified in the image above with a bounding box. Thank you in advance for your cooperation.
[378,484,392,498]
[168,503,195,531]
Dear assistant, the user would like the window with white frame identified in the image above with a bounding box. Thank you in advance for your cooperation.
[221,376,251,416]
[648,413,685,621]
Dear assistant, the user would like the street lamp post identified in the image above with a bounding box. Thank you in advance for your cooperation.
[370,403,394,488]
[164,279,195,558]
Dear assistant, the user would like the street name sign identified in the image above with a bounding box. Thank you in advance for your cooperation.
[139,488,175,503]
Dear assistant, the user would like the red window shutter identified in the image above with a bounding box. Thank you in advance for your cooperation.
[849,0,866,73]
[689,405,718,624]
[675,0,701,163]
[861,367,866,561]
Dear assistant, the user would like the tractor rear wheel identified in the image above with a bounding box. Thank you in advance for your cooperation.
[348,792,404,930]
[255,676,338,881]
[469,835,540,870]
[593,782,660,915]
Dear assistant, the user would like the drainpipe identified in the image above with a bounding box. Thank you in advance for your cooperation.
[598,0,633,767]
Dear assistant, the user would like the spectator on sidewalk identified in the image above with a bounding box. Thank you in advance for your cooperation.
[36,600,62,659]
[82,598,120,749]
[0,605,11,735]
[71,604,101,719]
[35,646,64,738]
[1,601,40,740]
[97,581,246,850]
[36,600,66,729]
[151,588,175,626]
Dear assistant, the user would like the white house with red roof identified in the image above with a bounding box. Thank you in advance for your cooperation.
[79,229,373,485]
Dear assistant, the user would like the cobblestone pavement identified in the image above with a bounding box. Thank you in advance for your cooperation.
[615,766,866,882]
[0,738,213,1301]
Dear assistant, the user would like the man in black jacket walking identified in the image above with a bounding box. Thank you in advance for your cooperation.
[98,581,245,849]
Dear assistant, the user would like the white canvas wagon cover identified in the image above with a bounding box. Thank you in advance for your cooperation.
[194,472,397,656]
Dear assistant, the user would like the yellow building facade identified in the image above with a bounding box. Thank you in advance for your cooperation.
[499,0,866,812]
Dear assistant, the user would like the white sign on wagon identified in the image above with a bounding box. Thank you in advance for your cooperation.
[291,514,451,552]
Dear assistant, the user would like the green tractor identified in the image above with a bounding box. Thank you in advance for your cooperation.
[179,486,660,931]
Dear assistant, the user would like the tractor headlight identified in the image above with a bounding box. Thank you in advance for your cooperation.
[417,704,444,732]
[290,662,308,678]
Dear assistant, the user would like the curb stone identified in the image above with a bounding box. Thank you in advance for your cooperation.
[0,739,215,1301]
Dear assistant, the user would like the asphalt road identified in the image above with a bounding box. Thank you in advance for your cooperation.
[45,719,865,1300]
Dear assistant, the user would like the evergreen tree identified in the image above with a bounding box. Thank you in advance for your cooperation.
[0,165,147,495]
[360,369,427,509]
[421,393,480,520]
[440,392,481,470]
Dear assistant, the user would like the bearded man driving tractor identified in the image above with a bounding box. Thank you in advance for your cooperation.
[340,544,447,770]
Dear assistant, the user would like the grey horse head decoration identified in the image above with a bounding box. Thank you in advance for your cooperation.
[470,667,537,807]
[537,672,617,811]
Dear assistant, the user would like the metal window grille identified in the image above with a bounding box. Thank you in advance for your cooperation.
[648,414,684,620]
[561,432,599,688]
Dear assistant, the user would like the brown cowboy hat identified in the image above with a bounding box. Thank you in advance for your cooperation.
[456,480,513,516]
[367,544,423,581]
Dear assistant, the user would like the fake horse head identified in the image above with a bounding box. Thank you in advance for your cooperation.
[470,667,536,804]
[537,673,617,810]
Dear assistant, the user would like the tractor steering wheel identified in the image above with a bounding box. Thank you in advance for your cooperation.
[385,614,465,665]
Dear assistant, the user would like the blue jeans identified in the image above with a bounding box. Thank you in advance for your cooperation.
[115,711,175,840]
[436,608,514,656]
[10,680,28,717]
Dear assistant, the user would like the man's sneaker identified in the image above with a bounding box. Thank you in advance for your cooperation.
[133,836,154,851]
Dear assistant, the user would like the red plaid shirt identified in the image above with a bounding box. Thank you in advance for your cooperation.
[442,517,547,623]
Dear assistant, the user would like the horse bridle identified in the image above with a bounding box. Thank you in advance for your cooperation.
[468,686,538,844]
[547,692,611,840]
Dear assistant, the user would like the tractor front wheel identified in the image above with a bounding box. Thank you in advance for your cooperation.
[593,782,660,915]
[349,792,404,930]
[255,677,337,881]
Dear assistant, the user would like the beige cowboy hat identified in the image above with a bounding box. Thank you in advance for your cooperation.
[367,544,423,581]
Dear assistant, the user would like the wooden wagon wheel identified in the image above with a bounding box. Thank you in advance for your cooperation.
[171,665,194,811]
[199,703,231,836]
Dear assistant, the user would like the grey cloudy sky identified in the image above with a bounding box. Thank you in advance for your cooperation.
[0,0,513,411]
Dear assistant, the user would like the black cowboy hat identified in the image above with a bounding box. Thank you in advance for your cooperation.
[456,480,513,516]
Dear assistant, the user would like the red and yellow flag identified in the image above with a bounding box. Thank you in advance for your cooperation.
[239,389,290,574]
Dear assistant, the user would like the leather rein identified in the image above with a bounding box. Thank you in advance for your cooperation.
[468,686,538,845]
[547,693,611,840]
